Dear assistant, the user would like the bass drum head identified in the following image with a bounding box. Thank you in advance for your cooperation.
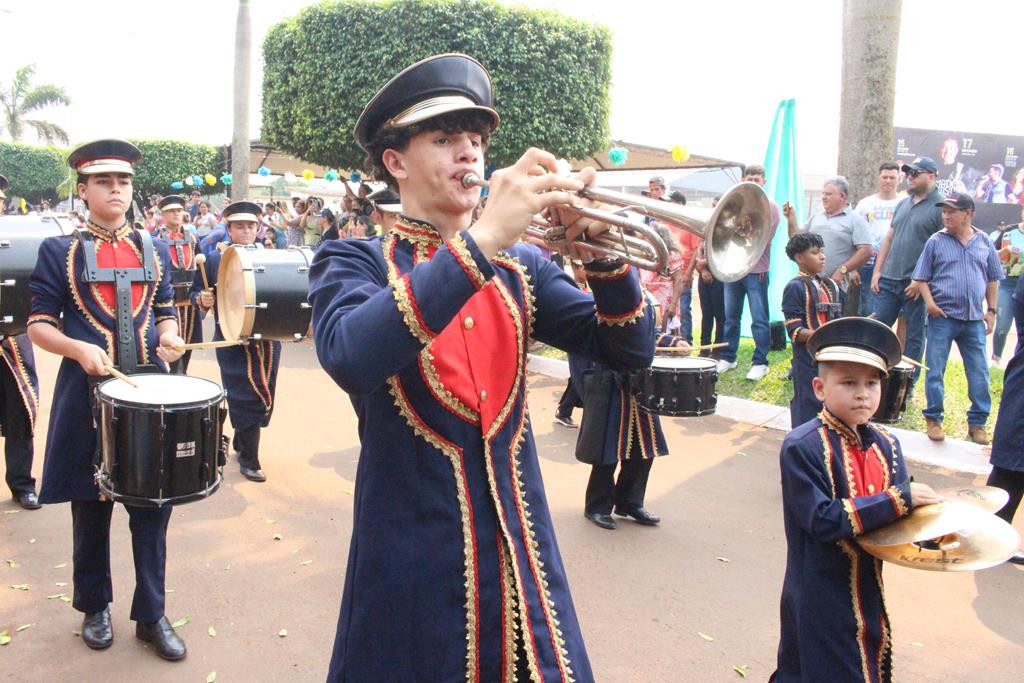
[99,374,224,406]
[0,214,71,336]
[216,246,255,342]
[651,356,718,370]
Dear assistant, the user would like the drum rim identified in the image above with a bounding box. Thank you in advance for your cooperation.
[217,245,257,341]
[97,374,225,408]
[650,356,718,369]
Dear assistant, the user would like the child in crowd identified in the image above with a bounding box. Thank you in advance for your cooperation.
[782,233,843,426]
[771,317,941,682]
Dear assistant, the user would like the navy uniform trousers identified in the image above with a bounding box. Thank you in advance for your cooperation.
[29,225,177,622]
[1,334,38,497]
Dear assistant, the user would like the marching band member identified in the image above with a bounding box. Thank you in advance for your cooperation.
[27,139,188,660]
[0,173,41,510]
[157,194,203,373]
[195,201,281,483]
[367,186,402,234]
[308,53,654,681]
[782,232,843,426]
[771,317,940,682]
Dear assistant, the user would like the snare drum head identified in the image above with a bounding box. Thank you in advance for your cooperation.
[651,356,718,370]
[217,246,255,341]
[100,374,224,405]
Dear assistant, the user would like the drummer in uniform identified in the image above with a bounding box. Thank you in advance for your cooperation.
[26,139,188,659]
[367,187,402,235]
[0,173,41,510]
[157,195,203,373]
[307,53,653,681]
[782,232,843,427]
[195,201,280,483]
[771,317,941,683]
[572,292,690,530]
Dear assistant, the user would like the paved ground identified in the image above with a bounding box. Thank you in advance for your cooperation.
[2,340,1023,682]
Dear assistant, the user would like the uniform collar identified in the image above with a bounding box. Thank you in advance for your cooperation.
[819,407,872,450]
[393,215,444,248]
[85,219,132,243]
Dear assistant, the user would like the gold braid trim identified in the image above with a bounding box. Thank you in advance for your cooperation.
[597,299,645,327]
[391,275,434,345]
[870,443,890,490]
[393,217,444,249]
[885,486,909,518]
[820,408,863,449]
[449,233,487,290]
[493,255,535,341]
[419,346,480,424]
[387,376,479,680]
[840,438,859,498]
[499,538,519,682]
[842,498,864,535]
[818,427,838,498]
[27,314,61,328]
[584,262,630,280]
[0,340,37,434]
[873,555,893,681]
[839,540,873,683]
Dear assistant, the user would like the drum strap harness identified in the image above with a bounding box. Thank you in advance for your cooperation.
[75,228,157,374]
[799,275,842,322]
[167,232,198,304]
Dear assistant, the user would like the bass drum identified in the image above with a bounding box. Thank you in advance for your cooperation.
[216,244,314,342]
[0,214,72,336]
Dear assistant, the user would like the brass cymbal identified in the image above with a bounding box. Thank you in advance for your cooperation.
[859,509,1019,572]
[859,500,972,547]
[937,486,1009,515]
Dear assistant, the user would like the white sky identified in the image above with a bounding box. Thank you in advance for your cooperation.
[0,0,1020,175]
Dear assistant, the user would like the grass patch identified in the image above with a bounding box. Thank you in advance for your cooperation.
[531,338,1005,437]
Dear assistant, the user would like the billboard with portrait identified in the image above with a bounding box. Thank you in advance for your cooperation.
[895,127,1024,229]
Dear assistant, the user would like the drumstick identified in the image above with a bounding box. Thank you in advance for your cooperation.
[655,342,728,353]
[901,355,929,371]
[103,364,139,388]
[195,253,211,290]
[173,340,244,352]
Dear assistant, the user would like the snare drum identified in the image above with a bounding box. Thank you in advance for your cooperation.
[874,361,913,424]
[95,374,227,507]
[632,356,718,417]
[217,244,313,341]
[0,214,71,336]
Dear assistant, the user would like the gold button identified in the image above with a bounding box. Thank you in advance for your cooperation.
[868,485,875,494]
[464,317,474,330]
[480,390,487,402]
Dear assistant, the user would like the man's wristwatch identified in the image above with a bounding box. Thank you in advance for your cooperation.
[839,265,848,275]
[987,307,997,314]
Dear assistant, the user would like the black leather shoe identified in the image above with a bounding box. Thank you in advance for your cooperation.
[136,616,187,661]
[584,512,617,530]
[82,608,113,650]
[240,465,267,482]
[615,505,661,525]
[1008,551,1024,565]
[14,491,41,510]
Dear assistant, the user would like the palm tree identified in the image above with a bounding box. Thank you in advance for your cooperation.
[231,0,252,200]
[0,64,71,146]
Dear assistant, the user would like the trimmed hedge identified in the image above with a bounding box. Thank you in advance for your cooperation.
[129,139,225,197]
[262,0,612,170]
[0,142,67,203]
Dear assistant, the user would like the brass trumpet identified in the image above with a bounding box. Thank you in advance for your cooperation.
[462,173,773,283]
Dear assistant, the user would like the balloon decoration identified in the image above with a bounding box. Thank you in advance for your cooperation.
[220,173,233,186]
[258,166,271,177]
[184,176,194,186]
[302,169,315,180]
[191,175,203,187]
[671,145,689,163]
[204,173,217,186]
[284,172,297,184]
[608,146,629,167]
[324,169,339,182]
[170,181,184,190]
[349,172,362,184]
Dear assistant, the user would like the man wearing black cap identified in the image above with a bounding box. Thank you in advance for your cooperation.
[196,201,281,482]
[308,53,654,681]
[772,317,941,683]
[158,195,203,373]
[912,192,1002,444]
[367,187,402,234]
[870,156,944,385]
[27,139,188,659]
[0,173,42,510]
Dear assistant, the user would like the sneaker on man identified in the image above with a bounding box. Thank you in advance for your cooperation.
[716,359,737,374]
[553,414,578,429]
[967,425,989,445]
[746,364,769,381]
[925,418,945,442]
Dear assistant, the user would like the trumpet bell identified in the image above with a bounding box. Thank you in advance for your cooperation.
[704,182,773,283]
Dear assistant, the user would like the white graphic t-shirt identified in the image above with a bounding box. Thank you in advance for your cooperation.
[854,193,904,265]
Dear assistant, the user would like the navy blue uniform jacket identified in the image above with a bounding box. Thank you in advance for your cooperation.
[991,346,1024,472]
[773,409,912,683]
[308,218,654,682]
[28,225,176,503]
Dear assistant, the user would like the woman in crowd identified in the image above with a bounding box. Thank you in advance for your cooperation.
[640,224,685,332]
[193,200,218,238]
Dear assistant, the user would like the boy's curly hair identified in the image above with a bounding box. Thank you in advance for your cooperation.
[364,110,494,189]
[785,232,824,261]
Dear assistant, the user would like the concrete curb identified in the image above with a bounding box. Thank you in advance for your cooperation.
[527,354,993,475]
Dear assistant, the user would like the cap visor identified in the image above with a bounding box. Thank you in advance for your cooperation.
[390,97,499,130]
[814,347,888,375]
[160,203,186,212]
[226,213,260,223]
[377,203,403,213]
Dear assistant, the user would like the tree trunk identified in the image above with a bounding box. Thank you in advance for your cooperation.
[231,0,252,200]
[837,0,902,204]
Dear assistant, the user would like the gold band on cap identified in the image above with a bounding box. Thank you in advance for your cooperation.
[387,95,499,129]
[226,213,260,223]
[814,346,889,375]
[377,203,403,213]
[75,158,136,175]
[160,203,185,212]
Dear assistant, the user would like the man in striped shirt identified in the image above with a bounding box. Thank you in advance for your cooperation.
[913,192,1003,443]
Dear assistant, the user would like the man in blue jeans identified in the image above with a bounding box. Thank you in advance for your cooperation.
[717,164,779,380]
[871,156,945,389]
[913,192,1002,444]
